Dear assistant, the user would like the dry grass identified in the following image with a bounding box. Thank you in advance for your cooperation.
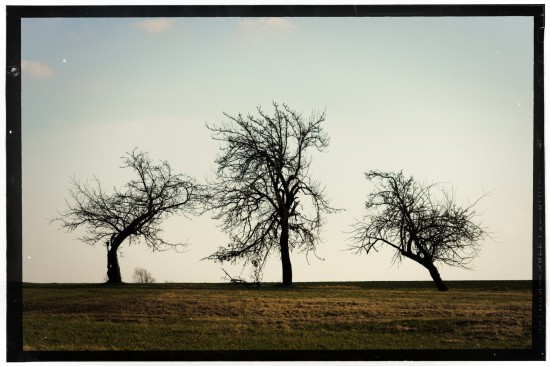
[23,282,532,351]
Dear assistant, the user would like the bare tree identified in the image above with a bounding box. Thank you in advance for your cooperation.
[54,149,203,284]
[133,267,155,283]
[350,170,489,291]
[205,102,337,286]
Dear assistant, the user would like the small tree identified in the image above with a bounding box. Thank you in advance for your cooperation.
[54,149,203,284]
[350,170,488,291]
[133,267,155,283]
[205,102,337,285]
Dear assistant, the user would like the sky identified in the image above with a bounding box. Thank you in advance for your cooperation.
[20,15,534,284]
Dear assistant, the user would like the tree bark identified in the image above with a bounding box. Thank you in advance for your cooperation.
[425,262,448,292]
[280,222,293,286]
[106,245,122,283]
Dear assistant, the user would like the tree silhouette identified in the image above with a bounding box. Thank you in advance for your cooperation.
[205,103,337,285]
[133,267,155,283]
[350,170,489,291]
[54,149,203,283]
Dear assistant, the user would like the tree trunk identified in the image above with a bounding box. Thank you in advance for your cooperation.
[425,262,448,292]
[106,245,122,283]
[280,222,293,286]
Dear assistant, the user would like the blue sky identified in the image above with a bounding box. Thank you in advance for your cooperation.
[21,16,533,283]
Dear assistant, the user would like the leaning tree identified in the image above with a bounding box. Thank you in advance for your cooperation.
[54,149,203,283]
[350,170,489,291]
[205,102,337,286]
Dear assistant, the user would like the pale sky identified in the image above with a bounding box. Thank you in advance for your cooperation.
[21,16,534,283]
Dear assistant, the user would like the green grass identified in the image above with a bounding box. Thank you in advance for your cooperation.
[23,281,532,351]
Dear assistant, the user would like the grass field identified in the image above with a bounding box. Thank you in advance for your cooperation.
[23,281,532,351]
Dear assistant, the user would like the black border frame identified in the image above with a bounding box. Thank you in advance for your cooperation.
[6,4,545,362]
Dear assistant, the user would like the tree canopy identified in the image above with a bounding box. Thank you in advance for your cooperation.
[205,103,337,285]
[54,149,204,283]
[350,170,489,291]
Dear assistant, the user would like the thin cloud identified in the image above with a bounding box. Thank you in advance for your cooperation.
[239,17,297,33]
[21,59,54,79]
[134,19,175,34]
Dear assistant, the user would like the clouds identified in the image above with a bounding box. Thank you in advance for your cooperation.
[238,17,297,33]
[21,59,54,79]
[132,17,296,37]
[134,18,175,34]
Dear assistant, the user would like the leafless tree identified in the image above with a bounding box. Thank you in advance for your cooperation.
[53,149,204,283]
[205,103,338,285]
[133,267,155,284]
[350,170,489,291]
